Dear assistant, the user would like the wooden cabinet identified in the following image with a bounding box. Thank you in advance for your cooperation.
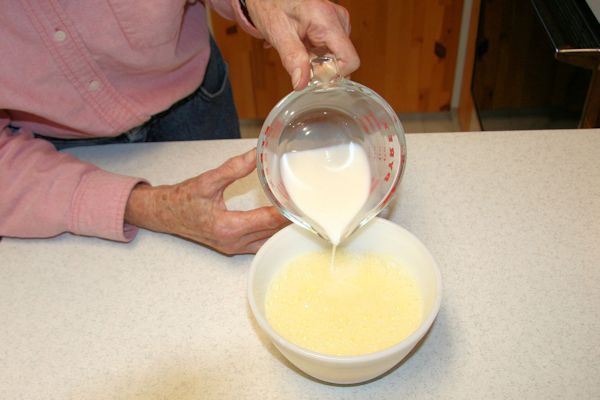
[210,0,464,119]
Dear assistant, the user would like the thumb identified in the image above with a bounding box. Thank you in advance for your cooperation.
[204,148,257,192]
[268,20,311,90]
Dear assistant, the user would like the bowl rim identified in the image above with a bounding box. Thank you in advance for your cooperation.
[247,217,443,364]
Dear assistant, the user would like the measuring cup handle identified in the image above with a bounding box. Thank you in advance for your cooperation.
[310,55,342,87]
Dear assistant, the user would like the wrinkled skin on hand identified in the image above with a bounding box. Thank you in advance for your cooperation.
[246,0,360,90]
[125,148,289,255]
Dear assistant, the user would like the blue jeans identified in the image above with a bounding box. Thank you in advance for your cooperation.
[36,37,240,150]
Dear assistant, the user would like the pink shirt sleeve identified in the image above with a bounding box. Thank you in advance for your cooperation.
[0,114,145,242]
[0,1,261,243]
[205,0,263,38]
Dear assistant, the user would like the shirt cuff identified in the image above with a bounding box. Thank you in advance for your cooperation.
[69,169,147,242]
[230,0,263,39]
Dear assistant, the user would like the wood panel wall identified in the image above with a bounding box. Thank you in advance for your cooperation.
[211,0,465,119]
[347,0,464,113]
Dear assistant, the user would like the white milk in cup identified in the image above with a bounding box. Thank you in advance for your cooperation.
[256,55,407,247]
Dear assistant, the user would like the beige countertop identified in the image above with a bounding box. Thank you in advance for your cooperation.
[1,129,599,399]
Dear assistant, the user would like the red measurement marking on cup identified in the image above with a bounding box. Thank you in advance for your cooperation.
[389,148,395,157]
[383,121,389,130]
[360,116,367,132]
[382,185,397,204]
[369,111,382,130]
[384,172,391,182]
[365,114,376,131]
[387,135,394,142]
[359,118,369,133]
[388,161,394,170]
[363,114,376,132]
[264,126,271,137]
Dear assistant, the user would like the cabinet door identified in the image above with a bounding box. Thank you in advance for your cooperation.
[344,0,463,112]
[210,0,464,118]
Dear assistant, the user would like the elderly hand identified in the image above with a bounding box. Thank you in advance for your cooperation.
[124,148,289,255]
[245,0,360,90]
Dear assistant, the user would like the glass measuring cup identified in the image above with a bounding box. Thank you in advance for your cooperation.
[256,55,406,244]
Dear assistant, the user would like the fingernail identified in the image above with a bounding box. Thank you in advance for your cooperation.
[292,68,302,89]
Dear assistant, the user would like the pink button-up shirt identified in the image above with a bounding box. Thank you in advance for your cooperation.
[0,0,259,242]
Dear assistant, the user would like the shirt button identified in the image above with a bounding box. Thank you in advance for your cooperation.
[53,30,67,42]
[88,80,101,92]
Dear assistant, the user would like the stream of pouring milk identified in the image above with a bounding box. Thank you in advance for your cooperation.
[280,142,371,270]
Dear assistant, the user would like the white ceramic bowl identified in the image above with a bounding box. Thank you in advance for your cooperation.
[248,217,442,384]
